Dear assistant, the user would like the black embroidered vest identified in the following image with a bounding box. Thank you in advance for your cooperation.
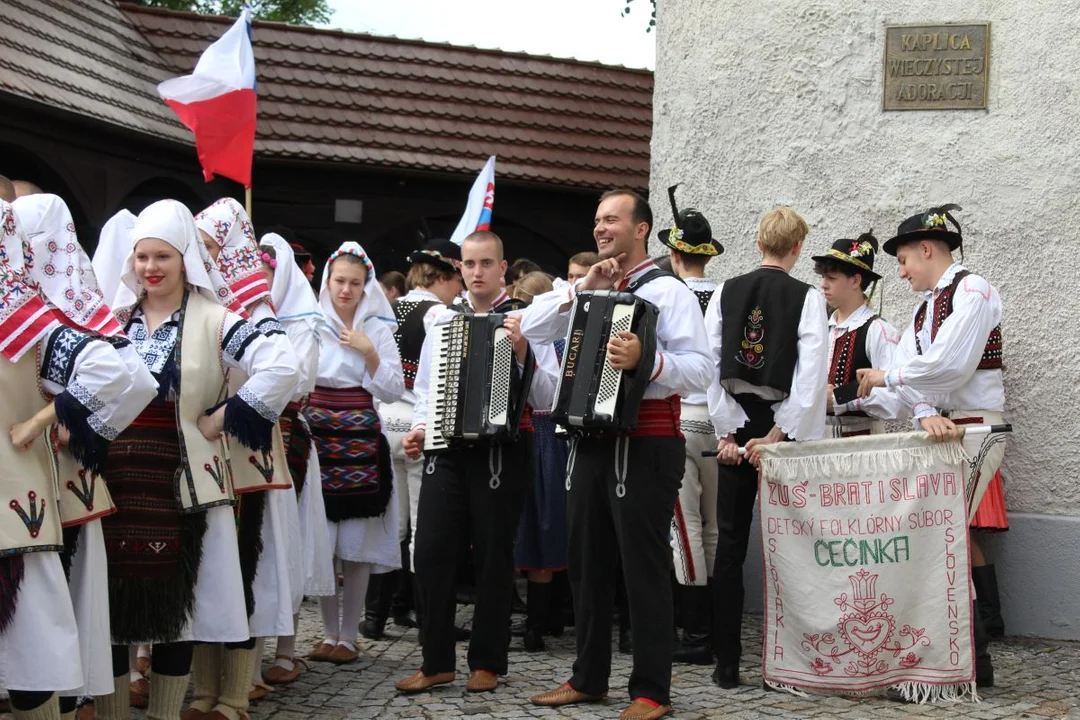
[393,299,440,390]
[692,289,715,317]
[829,317,875,413]
[913,270,1003,370]
[719,268,809,398]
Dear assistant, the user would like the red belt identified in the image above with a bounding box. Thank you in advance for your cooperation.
[519,405,534,434]
[630,396,682,438]
[131,402,176,428]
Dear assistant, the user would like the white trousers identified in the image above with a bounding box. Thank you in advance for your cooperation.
[670,403,719,586]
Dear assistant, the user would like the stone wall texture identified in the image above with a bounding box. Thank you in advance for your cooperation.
[650,0,1080,516]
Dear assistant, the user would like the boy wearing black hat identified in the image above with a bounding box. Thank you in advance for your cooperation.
[705,207,828,690]
[810,232,902,437]
[363,240,463,641]
[659,185,724,665]
[857,205,1005,689]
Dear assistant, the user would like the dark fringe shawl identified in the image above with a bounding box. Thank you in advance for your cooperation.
[59,524,82,582]
[0,555,25,633]
[235,491,266,618]
[223,395,275,453]
[54,390,109,477]
[108,510,207,644]
[281,406,312,498]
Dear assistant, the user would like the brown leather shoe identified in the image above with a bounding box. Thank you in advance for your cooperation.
[465,669,498,693]
[394,669,456,693]
[264,656,304,685]
[327,643,359,664]
[248,680,273,702]
[134,654,151,676]
[308,641,336,661]
[130,677,150,709]
[619,698,672,720]
[76,703,95,720]
[530,682,607,706]
[180,708,207,720]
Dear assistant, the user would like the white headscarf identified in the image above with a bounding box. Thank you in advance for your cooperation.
[13,193,122,337]
[260,232,322,331]
[194,197,271,309]
[114,199,244,317]
[92,208,136,313]
[0,200,59,361]
[319,241,397,332]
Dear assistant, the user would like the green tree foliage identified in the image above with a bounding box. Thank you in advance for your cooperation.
[133,0,332,25]
[623,0,656,32]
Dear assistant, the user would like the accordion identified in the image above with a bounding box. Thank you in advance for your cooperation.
[424,313,535,452]
[551,290,659,434]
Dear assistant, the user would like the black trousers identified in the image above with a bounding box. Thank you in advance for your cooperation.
[413,437,531,676]
[567,435,684,705]
[711,398,775,668]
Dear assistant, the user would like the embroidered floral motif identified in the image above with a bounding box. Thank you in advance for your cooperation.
[204,456,228,492]
[66,469,96,511]
[248,449,275,483]
[735,307,766,370]
[9,491,46,538]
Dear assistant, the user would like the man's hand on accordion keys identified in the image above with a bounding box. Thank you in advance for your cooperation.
[403,428,425,460]
[502,315,529,363]
[606,331,642,371]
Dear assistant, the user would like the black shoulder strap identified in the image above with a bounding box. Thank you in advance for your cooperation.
[626,267,681,293]
[946,269,971,315]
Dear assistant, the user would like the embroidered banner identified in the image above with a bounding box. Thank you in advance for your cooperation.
[757,432,975,701]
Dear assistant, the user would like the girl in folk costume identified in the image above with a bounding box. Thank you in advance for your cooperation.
[257,234,336,685]
[304,242,404,665]
[12,194,158,714]
[192,198,304,714]
[510,271,571,653]
[96,200,297,720]
[0,200,152,720]
[91,208,155,708]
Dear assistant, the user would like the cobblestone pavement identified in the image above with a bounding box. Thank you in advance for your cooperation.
[250,599,1080,720]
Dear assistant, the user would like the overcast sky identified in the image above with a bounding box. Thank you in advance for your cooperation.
[322,0,656,69]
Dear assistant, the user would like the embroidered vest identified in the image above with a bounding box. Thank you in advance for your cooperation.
[828,317,875,414]
[913,270,1003,370]
[718,268,809,398]
[0,350,63,555]
[227,368,293,494]
[174,292,236,511]
[692,288,714,317]
[54,443,116,528]
[393,298,439,390]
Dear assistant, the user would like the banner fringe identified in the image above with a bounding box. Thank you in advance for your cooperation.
[894,681,979,704]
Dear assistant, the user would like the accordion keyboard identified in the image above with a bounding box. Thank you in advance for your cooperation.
[593,302,635,422]
[424,317,468,452]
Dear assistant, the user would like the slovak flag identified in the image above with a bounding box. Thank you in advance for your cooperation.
[157,7,256,188]
[449,155,496,246]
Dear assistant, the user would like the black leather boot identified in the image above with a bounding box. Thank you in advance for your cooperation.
[673,584,713,665]
[973,599,994,687]
[972,564,1005,638]
[361,570,396,639]
[523,580,551,652]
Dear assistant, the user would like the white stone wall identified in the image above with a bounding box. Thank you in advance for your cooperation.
[650,0,1080,517]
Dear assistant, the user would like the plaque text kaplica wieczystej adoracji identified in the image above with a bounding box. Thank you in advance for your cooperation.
[883,24,990,111]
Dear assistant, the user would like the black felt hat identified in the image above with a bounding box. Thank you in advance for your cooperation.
[407,237,460,273]
[657,184,723,257]
[811,231,882,282]
[883,204,963,256]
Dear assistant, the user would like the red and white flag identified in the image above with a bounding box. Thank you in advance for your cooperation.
[449,156,496,246]
[158,7,256,187]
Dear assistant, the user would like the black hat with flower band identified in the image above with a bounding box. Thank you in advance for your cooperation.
[657,183,724,257]
[811,231,882,282]
[882,204,963,256]
[407,237,460,274]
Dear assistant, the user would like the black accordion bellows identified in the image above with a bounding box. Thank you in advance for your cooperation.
[551,290,659,434]
[424,313,535,451]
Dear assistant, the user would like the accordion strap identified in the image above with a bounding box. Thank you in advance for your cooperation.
[625,268,681,293]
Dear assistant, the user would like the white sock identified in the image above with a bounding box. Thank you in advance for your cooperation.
[339,560,372,646]
[319,593,340,641]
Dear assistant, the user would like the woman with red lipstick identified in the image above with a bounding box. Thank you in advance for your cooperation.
[304,242,404,665]
[97,200,297,720]
[191,198,303,716]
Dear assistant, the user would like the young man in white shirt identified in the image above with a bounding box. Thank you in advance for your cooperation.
[857,205,1005,689]
[659,184,724,666]
[705,207,828,689]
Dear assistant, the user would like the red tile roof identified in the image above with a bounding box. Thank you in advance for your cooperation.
[2,0,653,190]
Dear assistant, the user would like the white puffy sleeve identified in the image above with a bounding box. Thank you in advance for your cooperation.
[520,285,576,345]
[360,319,405,405]
[834,317,906,421]
[704,283,749,438]
[526,342,560,413]
[772,289,828,441]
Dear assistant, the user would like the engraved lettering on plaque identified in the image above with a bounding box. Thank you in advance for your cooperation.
[883,23,990,111]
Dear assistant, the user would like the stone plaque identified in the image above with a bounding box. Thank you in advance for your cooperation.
[883,23,990,111]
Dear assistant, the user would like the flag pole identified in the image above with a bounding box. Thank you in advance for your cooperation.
[245,186,253,221]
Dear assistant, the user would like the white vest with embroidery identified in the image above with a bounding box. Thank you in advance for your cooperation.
[227,369,293,494]
[55,444,116,527]
[174,292,235,511]
[0,350,63,555]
